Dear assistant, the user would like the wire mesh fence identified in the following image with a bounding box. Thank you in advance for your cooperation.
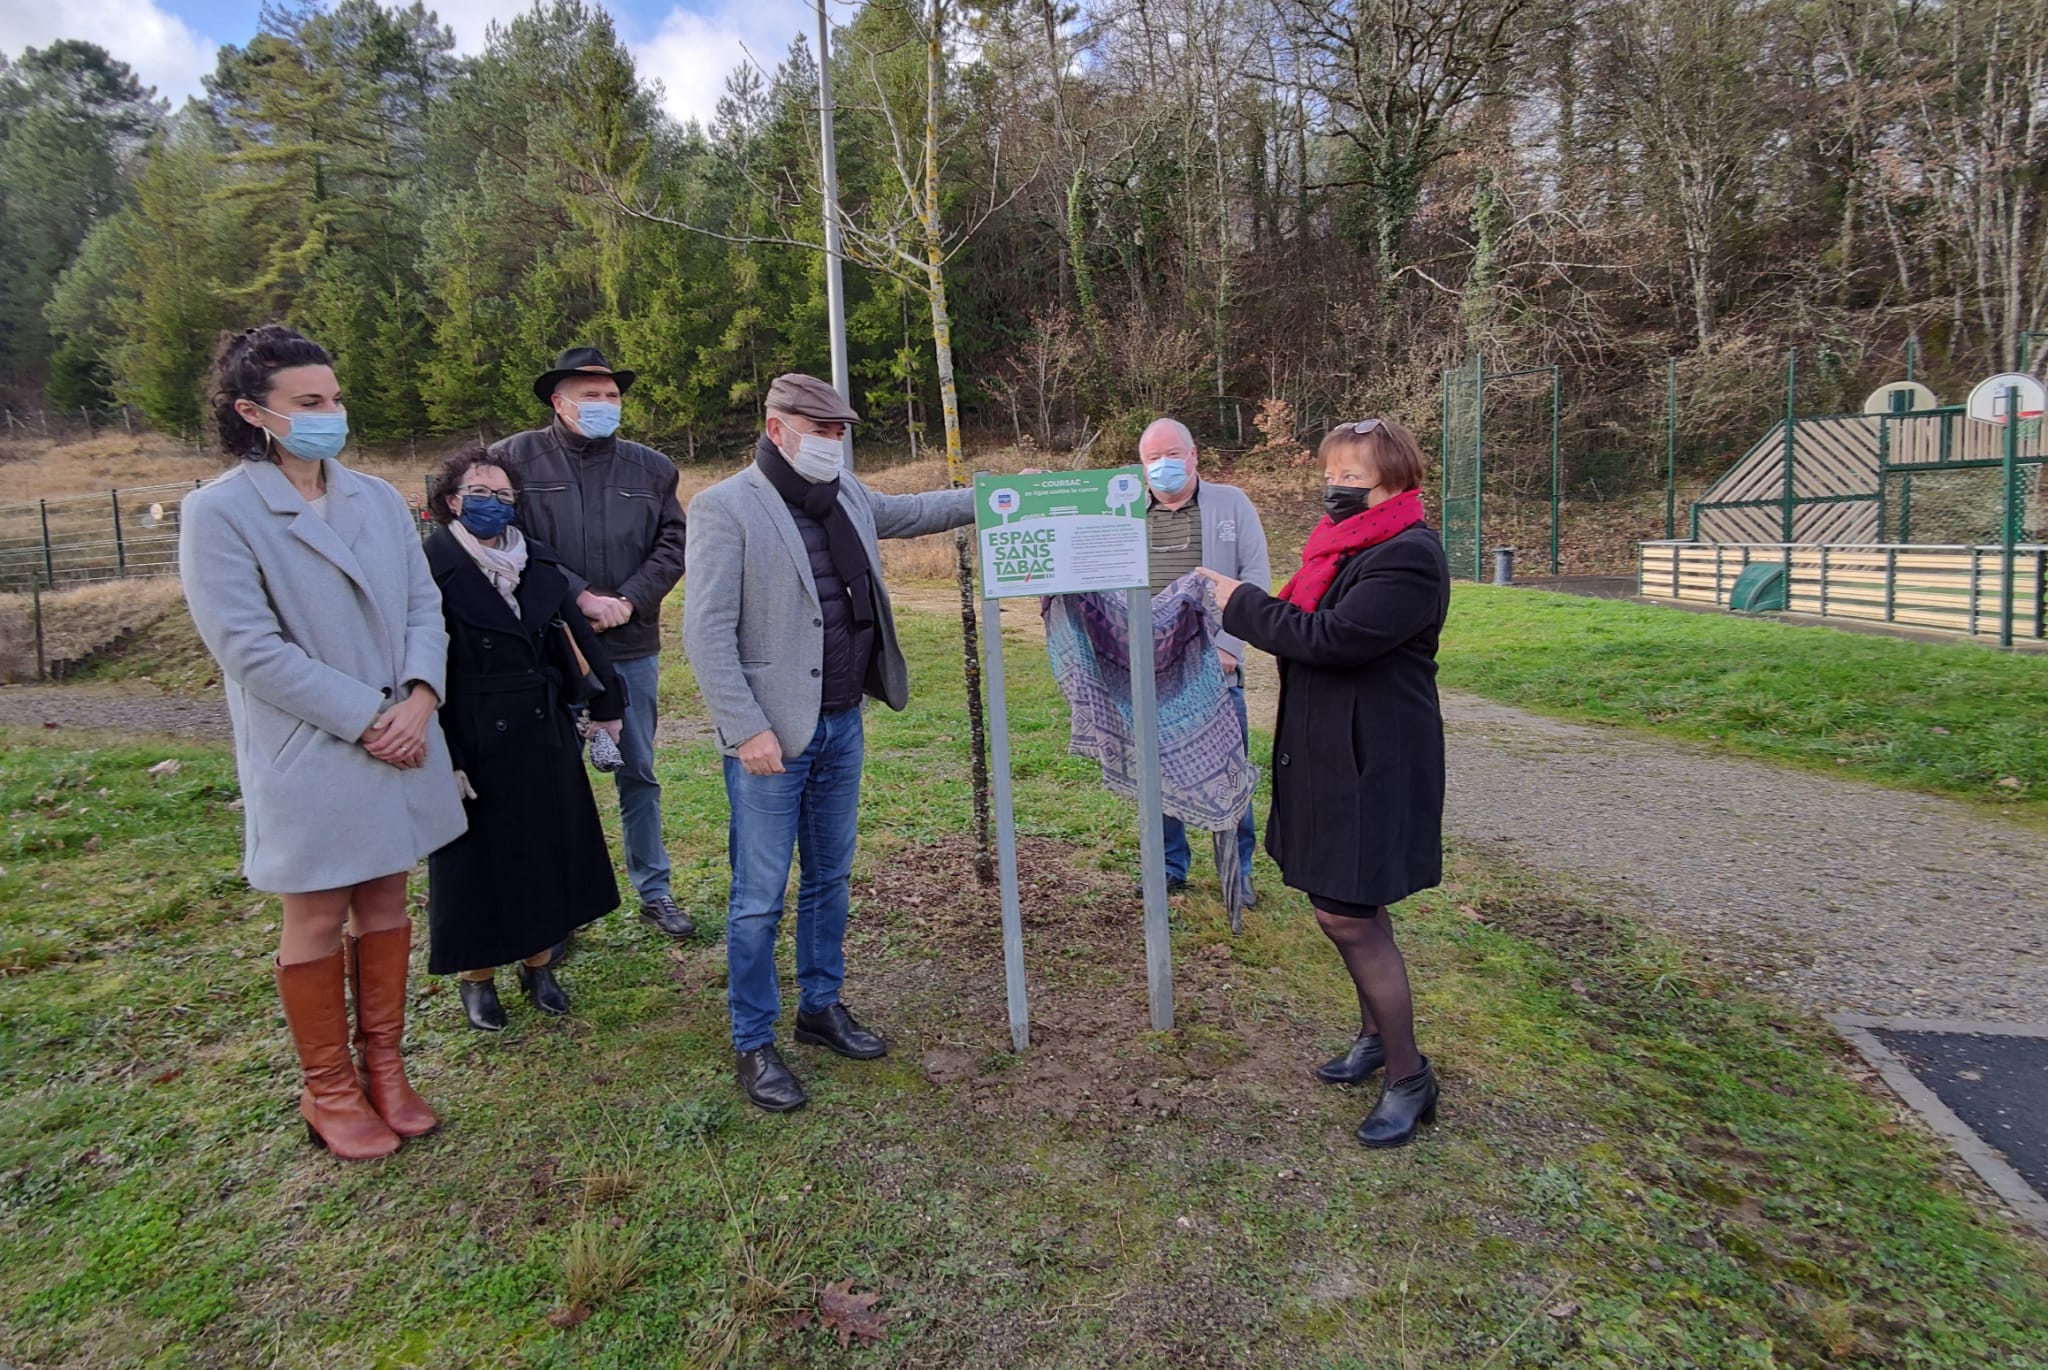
[0,481,209,593]
[0,406,170,446]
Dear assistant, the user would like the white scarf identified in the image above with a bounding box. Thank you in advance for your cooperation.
[451,521,528,617]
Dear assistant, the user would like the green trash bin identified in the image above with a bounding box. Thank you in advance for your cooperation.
[1728,561,1787,613]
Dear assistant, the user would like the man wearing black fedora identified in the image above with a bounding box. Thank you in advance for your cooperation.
[490,346,695,939]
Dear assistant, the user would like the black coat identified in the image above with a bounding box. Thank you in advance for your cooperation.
[423,529,624,973]
[1220,524,1450,908]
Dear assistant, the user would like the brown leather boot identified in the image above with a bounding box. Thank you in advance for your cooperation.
[274,950,400,1160]
[349,926,439,1138]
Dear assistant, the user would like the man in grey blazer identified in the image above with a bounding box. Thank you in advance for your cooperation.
[1139,416,1272,900]
[683,373,975,1112]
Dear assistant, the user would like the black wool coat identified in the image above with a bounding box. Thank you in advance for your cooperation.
[1220,524,1451,909]
[423,528,624,973]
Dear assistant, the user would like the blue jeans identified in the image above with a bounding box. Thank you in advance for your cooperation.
[611,653,671,904]
[1162,683,1256,887]
[723,707,865,1051]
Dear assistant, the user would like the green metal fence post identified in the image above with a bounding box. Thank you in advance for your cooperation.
[1875,411,1889,540]
[1905,335,1917,383]
[38,498,54,586]
[1439,369,1449,517]
[1664,356,1678,540]
[111,488,126,577]
[1472,352,1485,582]
[2001,387,2019,648]
[1549,365,1562,573]
[1781,350,1798,545]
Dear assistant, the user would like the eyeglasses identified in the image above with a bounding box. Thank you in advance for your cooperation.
[457,485,517,505]
[1334,419,1384,436]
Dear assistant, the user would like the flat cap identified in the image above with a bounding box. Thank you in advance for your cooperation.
[766,373,861,424]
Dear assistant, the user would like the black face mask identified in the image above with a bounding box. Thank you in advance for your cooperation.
[1323,483,1374,523]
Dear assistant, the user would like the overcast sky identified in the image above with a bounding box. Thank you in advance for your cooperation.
[1,0,831,128]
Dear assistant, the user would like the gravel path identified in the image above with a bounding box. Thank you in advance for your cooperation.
[0,682,232,741]
[1443,695,2046,1024]
[8,619,2042,1024]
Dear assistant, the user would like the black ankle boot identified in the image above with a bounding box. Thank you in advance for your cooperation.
[458,977,506,1032]
[1315,1032,1386,1085]
[516,961,570,1016]
[1356,1057,1438,1149]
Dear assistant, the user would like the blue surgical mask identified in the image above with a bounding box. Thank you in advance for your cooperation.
[259,405,349,463]
[1146,457,1188,495]
[574,401,621,439]
[457,496,516,540]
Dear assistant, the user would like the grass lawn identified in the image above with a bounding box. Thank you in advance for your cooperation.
[1440,586,2048,820]
[3,605,2046,1367]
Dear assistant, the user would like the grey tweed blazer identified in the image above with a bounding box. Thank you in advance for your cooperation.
[683,462,974,759]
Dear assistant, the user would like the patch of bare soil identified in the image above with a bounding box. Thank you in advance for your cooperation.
[851,833,1309,1130]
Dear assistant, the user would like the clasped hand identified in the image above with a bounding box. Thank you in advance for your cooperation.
[361,683,438,769]
[578,590,634,632]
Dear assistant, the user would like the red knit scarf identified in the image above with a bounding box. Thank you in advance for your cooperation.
[1277,488,1427,611]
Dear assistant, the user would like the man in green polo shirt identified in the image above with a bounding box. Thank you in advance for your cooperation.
[1139,417,1271,899]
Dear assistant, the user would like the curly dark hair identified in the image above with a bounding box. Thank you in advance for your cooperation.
[425,446,522,526]
[206,325,333,461]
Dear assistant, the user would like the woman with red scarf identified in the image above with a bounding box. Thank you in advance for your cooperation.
[1196,418,1450,1148]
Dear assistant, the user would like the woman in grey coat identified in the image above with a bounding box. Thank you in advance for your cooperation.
[180,325,467,1160]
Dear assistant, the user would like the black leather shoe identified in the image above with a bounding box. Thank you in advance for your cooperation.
[1356,1058,1439,1149]
[1315,1032,1386,1085]
[793,1003,887,1060]
[639,896,696,938]
[736,1044,807,1112]
[458,977,506,1032]
[517,962,570,1016]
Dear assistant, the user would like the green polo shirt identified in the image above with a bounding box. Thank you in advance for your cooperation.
[1147,484,1203,594]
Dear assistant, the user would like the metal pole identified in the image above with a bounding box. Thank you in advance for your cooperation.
[815,0,852,467]
[1549,365,1561,573]
[111,489,125,576]
[1127,587,1173,1031]
[980,595,1030,1050]
[38,498,54,586]
[1438,369,1449,517]
[2000,387,2019,648]
[1665,356,1678,540]
[1905,334,1917,383]
[32,575,46,681]
[1781,349,1798,545]
[1472,352,1485,582]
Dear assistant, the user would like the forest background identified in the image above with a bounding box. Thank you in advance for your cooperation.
[1,0,2044,509]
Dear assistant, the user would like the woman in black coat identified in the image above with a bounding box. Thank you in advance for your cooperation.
[422,448,624,1030]
[1197,418,1450,1149]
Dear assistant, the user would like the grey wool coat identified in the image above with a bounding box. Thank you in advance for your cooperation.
[179,458,468,893]
[683,462,975,759]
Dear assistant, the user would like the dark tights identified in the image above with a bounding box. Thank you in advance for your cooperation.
[1314,906,1422,1081]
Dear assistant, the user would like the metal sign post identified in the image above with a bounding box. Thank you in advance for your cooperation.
[979,592,1030,1050]
[972,467,1164,1045]
[1126,591,1173,1029]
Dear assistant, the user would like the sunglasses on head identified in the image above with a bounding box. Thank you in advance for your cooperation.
[1334,419,1384,436]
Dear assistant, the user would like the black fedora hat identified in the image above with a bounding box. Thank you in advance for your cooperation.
[533,346,638,404]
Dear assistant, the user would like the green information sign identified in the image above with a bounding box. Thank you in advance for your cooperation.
[974,467,1150,599]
